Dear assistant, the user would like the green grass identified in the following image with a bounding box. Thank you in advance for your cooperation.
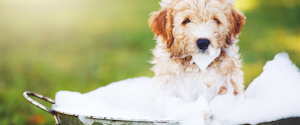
[0,0,299,124]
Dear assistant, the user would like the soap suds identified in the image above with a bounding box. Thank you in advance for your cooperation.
[192,46,221,72]
[53,52,300,125]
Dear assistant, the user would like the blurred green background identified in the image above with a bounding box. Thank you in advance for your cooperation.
[0,0,299,124]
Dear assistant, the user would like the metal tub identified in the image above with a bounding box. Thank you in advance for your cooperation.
[23,91,180,125]
[23,91,300,125]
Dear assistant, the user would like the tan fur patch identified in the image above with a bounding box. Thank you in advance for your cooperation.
[226,8,246,45]
[231,79,239,95]
[149,8,174,48]
[218,86,228,95]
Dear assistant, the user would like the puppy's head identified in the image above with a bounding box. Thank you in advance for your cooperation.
[149,0,245,60]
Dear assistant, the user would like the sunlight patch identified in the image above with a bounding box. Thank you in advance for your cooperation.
[234,0,259,11]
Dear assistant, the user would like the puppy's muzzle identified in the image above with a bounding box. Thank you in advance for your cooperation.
[197,38,210,51]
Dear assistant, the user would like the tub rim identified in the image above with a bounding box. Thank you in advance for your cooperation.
[23,91,180,125]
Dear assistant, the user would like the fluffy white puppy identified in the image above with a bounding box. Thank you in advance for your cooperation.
[148,0,246,117]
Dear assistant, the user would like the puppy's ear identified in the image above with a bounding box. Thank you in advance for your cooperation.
[148,8,174,48]
[227,9,246,45]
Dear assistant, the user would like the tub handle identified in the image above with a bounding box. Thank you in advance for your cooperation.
[23,91,60,125]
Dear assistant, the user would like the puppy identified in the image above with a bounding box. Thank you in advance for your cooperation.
[148,0,246,117]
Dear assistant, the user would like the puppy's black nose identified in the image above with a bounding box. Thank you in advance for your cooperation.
[197,39,210,50]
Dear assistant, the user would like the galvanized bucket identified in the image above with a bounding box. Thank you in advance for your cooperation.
[23,91,180,125]
[24,91,300,125]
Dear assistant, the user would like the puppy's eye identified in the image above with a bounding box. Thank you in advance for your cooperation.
[214,18,220,24]
[183,18,191,24]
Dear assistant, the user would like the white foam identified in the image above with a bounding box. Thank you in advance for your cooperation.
[192,47,221,72]
[222,52,300,124]
[52,77,159,120]
[167,95,209,124]
[53,52,300,125]
[78,115,94,125]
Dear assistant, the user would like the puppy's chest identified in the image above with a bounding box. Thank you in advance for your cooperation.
[159,67,226,102]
